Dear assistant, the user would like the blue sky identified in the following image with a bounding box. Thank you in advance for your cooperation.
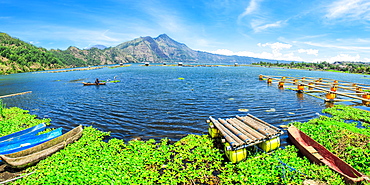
[1,0,370,63]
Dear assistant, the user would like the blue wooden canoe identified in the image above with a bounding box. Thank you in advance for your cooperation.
[0,128,62,156]
[0,123,46,144]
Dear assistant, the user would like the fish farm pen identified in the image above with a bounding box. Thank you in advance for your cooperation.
[259,75,370,106]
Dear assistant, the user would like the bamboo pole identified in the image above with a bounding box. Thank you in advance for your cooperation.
[209,117,242,147]
[218,119,252,144]
[0,91,32,98]
[237,115,279,136]
[246,114,281,132]
[305,84,370,102]
[263,75,370,92]
[226,118,257,141]
[301,90,325,93]
[228,119,265,140]
[235,116,276,137]
[324,99,357,102]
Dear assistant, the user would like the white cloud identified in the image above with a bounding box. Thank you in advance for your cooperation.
[298,49,319,56]
[212,42,303,61]
[304,41,370,51]
[238,0,262,22]
[326,0,370,20]
[258,42,292,57]
[251,20,283,33]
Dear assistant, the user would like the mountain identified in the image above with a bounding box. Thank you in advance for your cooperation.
[62,34,274,65]
[0,32,278,74]
[86,45,107,50]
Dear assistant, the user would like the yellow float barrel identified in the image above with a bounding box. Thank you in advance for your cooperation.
[224,143,247,163]
[258,137,280,152]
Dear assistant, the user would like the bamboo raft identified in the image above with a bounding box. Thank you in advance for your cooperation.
[259,75,370,106]
[208,114,284,162]
[0,91,32,99]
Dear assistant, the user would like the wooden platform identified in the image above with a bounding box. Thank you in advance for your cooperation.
[208,114,284,151]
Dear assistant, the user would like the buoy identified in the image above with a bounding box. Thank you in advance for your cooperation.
[362,93,370,105]
[297,84,304,91]
[308,82,314,90]
[224,143,247,163]
[267,78,273,84]
[326,92,336,99]
[208,122,222,138]
[330,86,337,92]
[258,137,280,152]
[278,81,284,88]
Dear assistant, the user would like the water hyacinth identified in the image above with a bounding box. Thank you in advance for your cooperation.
[0,105,367,184]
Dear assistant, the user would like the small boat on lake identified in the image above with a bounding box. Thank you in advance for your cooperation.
[0,125,83,168]
[288,125,369,184]
[0,123,46,144]
[83,82,106,86]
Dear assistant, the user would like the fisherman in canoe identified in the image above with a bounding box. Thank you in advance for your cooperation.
[95,78,100,85]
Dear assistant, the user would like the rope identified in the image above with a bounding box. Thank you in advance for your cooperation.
[0,171,35,184]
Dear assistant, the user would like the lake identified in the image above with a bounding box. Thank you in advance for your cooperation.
[1,64,369,145]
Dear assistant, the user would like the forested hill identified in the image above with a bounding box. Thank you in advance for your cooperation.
[0,32,277,75]
[60,34,267,64]
[0,33,86,74]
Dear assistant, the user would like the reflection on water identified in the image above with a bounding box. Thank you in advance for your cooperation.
[0,65,369,145]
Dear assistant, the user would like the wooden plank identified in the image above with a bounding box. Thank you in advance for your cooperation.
[0,91,32,99]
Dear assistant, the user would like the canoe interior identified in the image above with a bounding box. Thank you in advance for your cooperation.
[288,125,367,183]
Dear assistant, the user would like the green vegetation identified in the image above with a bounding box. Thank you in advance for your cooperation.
[0,99,5,118]
[0,105,369,184]
[253,61,370,74]
[0,107,50,137]
[0,33,87,75]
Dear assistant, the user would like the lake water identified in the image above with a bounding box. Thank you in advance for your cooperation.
[1,64,369,145]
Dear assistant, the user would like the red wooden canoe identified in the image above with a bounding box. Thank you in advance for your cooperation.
[83,82,106,86]
[288,125,369,184]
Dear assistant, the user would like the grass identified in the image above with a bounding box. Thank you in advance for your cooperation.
[0,105,368,184]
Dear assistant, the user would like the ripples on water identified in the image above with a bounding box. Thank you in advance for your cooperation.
[1,65,369,145]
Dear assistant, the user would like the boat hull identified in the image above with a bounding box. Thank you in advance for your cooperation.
[288,125,369,184]
[83,82,106,86]
[0,128,62,155]
[0,125,83,168]
[0,123,46,144]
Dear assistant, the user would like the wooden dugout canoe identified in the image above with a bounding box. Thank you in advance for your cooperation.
[82,82,106,86]
[0,125,83,168]
[287,125,369,184]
